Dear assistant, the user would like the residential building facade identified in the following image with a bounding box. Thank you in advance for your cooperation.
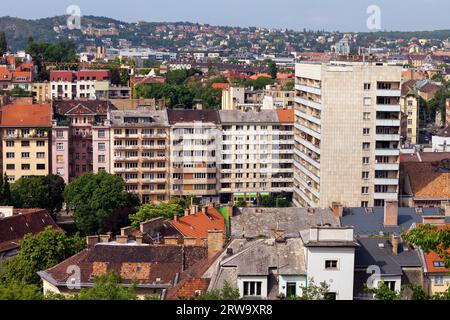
[50,70,110,100]
[293,60,402,208]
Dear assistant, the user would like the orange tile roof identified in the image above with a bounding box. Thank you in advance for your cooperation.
[250,73,272,80]
[422,225,450,273]
[0,66,12,81]
[402,162,450,199]
[170,207,225,244]
[277,109,294,123]
[277,72,295,79]
[211,82,230,90]
[0,104,52,127]
[13,71,32,82]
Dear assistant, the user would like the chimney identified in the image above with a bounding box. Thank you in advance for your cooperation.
[272,229,285,243]
[331,202,344,219]
[116,235,128,244]
[183,237,197,246]
[184,209,190,217]
[174,215,179,222]
[135,236,143,245]
[201,207,207,215]
[207,230,224,258]
[190,205,199,216]
[384,200,398,226]
[86,236,99,248]
[120,226,133,237]
[99,234,111,243]
[391,235,399,256]
[422,216,446,226]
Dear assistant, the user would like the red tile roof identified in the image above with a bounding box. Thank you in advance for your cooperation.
[0,103,52,127]
[422,225,450,273]
[277,109,294,123]
[170,208,225,244]
[250,73,272,80]
[211,82,230,90]
[0,66,12,81]
[0,209,60,253]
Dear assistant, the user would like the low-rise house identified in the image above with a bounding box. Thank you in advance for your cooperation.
[0,207,60,262]
[353,236,423,300]
[38,230,224,299]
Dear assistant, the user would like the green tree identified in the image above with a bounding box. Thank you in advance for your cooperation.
[194,281,240,300]
[0,282,43,300]
[0,31,7,56]
[64,171,140,235]
[0,173,10,206]
[0,227,85,286]
[268,60,278,79]
[365,281,403,300]
[74,272,137,300]
[129,199,184,230]
[44,174,66,215]
[296,278,331,300]
[236,200,247,208]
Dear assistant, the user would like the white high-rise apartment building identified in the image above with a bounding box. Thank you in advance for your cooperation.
[293,60,402,208]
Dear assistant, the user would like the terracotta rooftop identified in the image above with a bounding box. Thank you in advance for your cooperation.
[276,109,295,123]
[171,207,225,244]
[38,244,208,289]
[53,100,117,117]
[0,103,52,127]
[0,209,60,253]
[402,161,450,199]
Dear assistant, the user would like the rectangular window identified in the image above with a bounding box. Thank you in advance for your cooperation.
[36,164,46,170]
[37,141,46,147]
[243,281,262,297]
[6,141,14,147]
[363,128,370,135]
[36,152,45,159]
[21,141,30,147]
[362,143,370,150]
[362,187,369,194]
[6,164,15,170]
[362,172,369,180]
[98,130,105,138]
[56,130,64,138]
[21,152,30,159]
[98,155,105,163]
[364,97,372,106]
[6,153,14,159]
[98,143,106,151]
[363,112,371,120]
[22,164,31,170]
[364,83,371,90]
[56,143,64,151]
[435,276,444,286]
[361,201,369,208]
[325,260,338,270]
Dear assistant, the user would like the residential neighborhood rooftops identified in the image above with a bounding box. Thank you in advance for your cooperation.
[38,243,208,289]
[231,207,339,239]
[0,103,52,127]
[355,237,421,276]
[109,110,169,127]
[219,110,279,124]
[167,109,221,125]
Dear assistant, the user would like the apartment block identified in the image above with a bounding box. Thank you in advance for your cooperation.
[110,110,170,204]
[168,110,221,204]
[1,104,52,182]
[218,109,294,204]
[32,82,51,103]
[52,100,116,183]
[50,70,110,100]
[293,60,402,208]
[400,90,419,146]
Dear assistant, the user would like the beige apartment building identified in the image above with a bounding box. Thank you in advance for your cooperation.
[32,82,51,103]
[400,92,419,146]
[168,109,221,204]
[1,104,52,182]
[109,110,170,204]
[218,109,295,204]
[293,60,402,208]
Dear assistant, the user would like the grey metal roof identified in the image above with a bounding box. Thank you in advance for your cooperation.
[354,238,422,276]
[219,110,279,124]
[340,207,444,236]
[220,238,306,276]
[231,207,339,239]
[110,110,169,127]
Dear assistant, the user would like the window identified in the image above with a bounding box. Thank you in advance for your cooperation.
[37,141,46,147]
[98,130,105,138]
[364,97,372,106]
[6,164,15,170]
[21,141,30,147]
[364,83,371,90]
[286,283,297,298]
[382,281,396,291]
[361,201,369,208]
[57,168,65,176]
[22,164,30,170]
[98,143,106,151]
[6,153,14,159]
[21,152,30,159]
[363,112,371,121]
[243,281,262,297]
[362,172,369,180]
[435,276,444,286]
[98,155,105,163]
[36,152,45,159]
[6,141,14,147]
[57,155,64,163]
[36,164,46,170]
[433,261,446,268]
[56,143,64,151]
[363,128,370,135]
[362,187,369,195]
[56,130,64,138]
[325,260,338,270]
[362,143,370,150]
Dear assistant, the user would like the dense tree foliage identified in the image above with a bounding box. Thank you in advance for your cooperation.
[0,173,12,206]
[73,272,137,300]
[10,175,65,215]
[64,172,140,235]
[192,281,240,300]
[129,198,185,229]
[0,282,44,300]
[0,227,85,287]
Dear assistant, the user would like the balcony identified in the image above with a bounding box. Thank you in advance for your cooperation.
[374,178,398,186]
[375,163,400,171]
[374,192,398,200]
[295,83,321,96]
[295,136,321,155]
[376,104,401,112]
[295,148,320,169]
[295,97,322,111]
[376,119,400,127]
[375,149,400,156]
[294,162,320,184]
[295,123,321,140]
[294,187,318,208]
[295,109,321,126]
[377,89,401,97]
[375,134,400,142]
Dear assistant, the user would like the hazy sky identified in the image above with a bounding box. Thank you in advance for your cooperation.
[1,0,449,32]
